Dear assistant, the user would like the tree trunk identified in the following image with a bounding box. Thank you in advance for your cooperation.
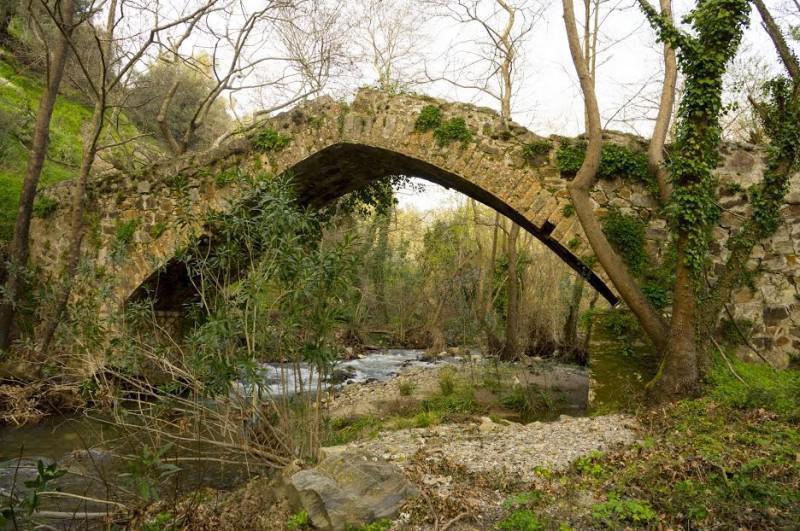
[563,275,584,350]
[502,222,520,360]
[651,234,698,398]
[648,0,677,203]
[36,94,105,357]
[36,0,118,357]
[0,0,74,350]
[562,0,669,352]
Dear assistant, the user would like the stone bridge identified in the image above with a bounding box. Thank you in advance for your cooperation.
[28,88,800,366]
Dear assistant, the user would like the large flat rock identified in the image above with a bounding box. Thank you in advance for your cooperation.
[285,451,418,530]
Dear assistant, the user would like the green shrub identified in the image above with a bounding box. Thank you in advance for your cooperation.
[214,168,239,187]
[711,358,800,419]
[574,451,605,478]
[500,386,557,419]
[502,491,542,510]
[562,203,575,218]
[598,144,649,182]
[556,141,650,185]
[165,173,189,190]
[522,140,552,165]
[286,511,310,530]
[497,510,545,530]
[641,280,671,309]
[438,368,456,396]
[149,222,167,239]
[254,128,291,153]
[415,105,442,132]
[598,310,639,338]
[591,495,657,526]
[115,218,140,246]
[33,195,59,218]
[600,208,648,275]
[398,381,416,396]
[423,387,477,417]
[434,117,472,147]
[347,519,392,531]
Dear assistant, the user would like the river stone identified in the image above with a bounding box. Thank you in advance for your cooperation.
[286,451,417,530]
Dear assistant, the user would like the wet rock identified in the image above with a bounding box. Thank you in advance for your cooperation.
[328,366,357,385]
[0,457,56,500]
[286,452,418,530]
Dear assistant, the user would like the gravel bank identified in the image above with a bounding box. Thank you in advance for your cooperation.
[326,413,639,483]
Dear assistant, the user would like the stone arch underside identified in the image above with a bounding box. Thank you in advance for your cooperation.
[129,141,617,311]
[28,88,800,365]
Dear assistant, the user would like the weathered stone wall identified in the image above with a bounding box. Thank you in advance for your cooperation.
[28,88,800,366]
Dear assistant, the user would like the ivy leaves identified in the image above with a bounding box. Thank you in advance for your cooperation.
[640,0,751,274]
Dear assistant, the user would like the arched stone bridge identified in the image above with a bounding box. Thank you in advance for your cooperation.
[29,88,800,366]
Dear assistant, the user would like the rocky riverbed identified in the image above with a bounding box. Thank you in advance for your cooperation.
[0,351,643,529]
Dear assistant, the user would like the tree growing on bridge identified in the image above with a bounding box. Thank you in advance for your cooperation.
[562,0,800,399]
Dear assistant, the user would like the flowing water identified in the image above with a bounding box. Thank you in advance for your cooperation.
[0,348,605,528]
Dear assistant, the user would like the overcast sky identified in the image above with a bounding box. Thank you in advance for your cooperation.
[132,0,792,212]
[392,1,787,211]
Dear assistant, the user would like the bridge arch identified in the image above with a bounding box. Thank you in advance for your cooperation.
[28,88,800,365]
[31,89,618,313]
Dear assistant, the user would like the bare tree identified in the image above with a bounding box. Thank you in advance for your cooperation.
[0,0,76,350]
[427,0,543,125]
[35,0,221,356]
[562,0,669,357]
[351,0,430,92]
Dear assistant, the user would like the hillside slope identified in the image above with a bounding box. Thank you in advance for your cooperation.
[0,53,152,242]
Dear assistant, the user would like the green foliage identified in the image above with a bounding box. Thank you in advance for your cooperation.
[600,208,647,275]
[710,358,800,419]
[574,451,605,478]
[254,128,291,153]
[497,510,545,530]
[18,460,66,515]
[149,222,167,239]
[718,317,753,346]
[502,491,542,510]
[556,141,650,185]
[214,168,240,188]
[555,141,586,176]
[641,280,671,310]
[723,77,800,293]
[567,237,580,250]
[522,140,552,165]
[32,195,58,218]
[640,0,751,274]
[114,218,141,247]
[423,387,477,416]
[286,511,310,530]
[438,368,456,395]
[591,495,657,526]
[398,381,416,396]
[598,310,639,338]
[434,117,472,147]
[346,519,392,531]
[178,174,359,398]
[127,58,230,152]
[165,173,189,190]
[115,218,140,246]
[500,385,558,420]
[414,105,442,132]
[119,443,180,503]
[561,203,575,218]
